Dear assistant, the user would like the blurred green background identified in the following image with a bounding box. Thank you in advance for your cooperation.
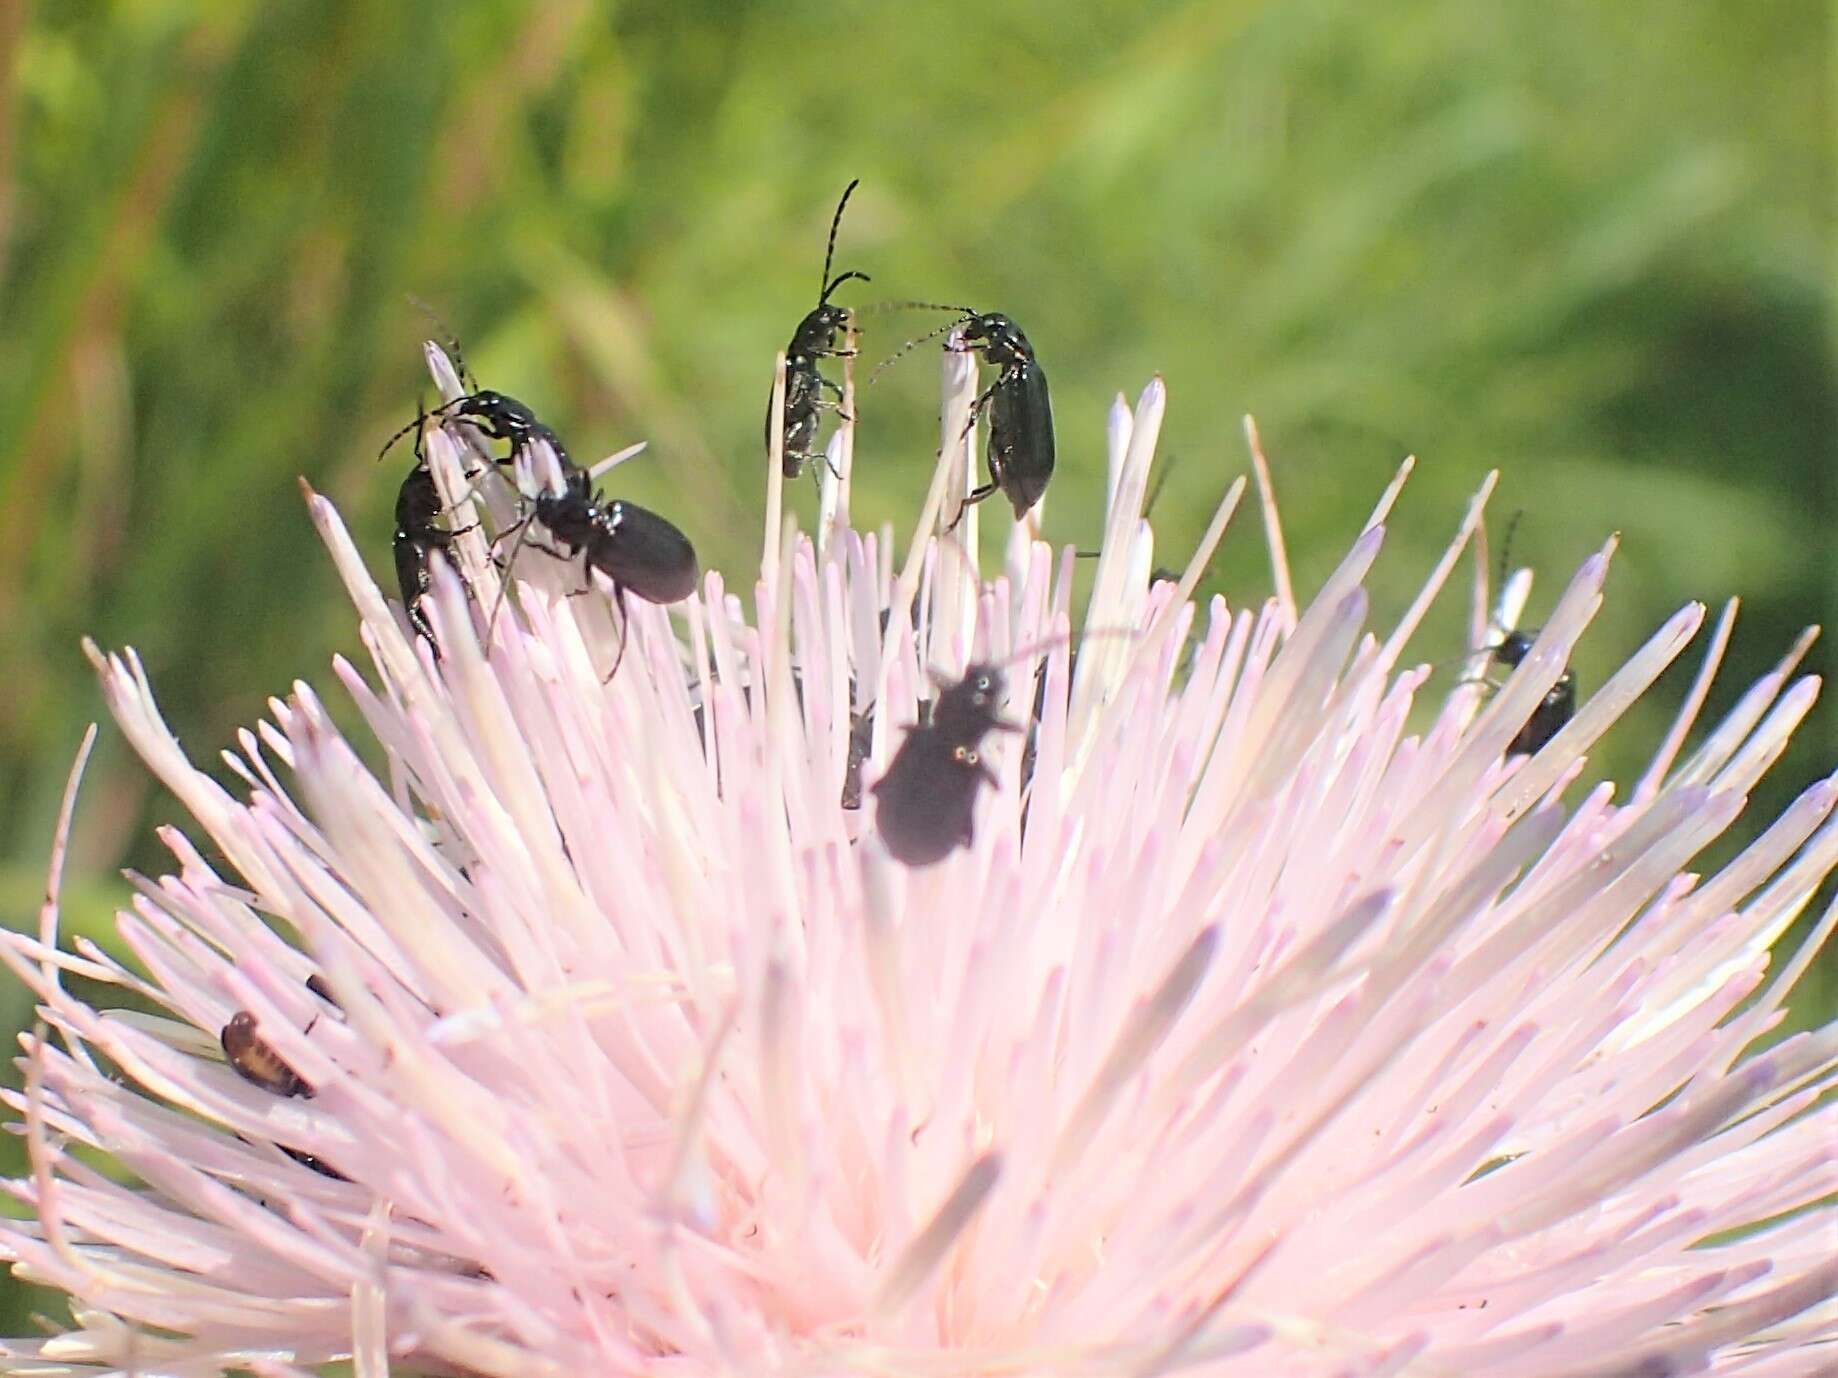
[0,0,1832,1331]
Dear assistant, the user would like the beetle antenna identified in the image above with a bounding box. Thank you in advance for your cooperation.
[406,295,476,391]
[818,178,862,300]
[1069,455,1183,559]
[1495,509,1524,590]
[377,394,466,463]
[377,413,424,464]
[819,269,872,304]
[868,318,972,384]
[860,300,976,316]
[1144,454,1178,520]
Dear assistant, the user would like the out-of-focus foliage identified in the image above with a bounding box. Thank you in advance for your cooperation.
[0,0,1830,1328]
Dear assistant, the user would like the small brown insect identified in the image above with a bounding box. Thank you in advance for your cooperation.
[220,1010,312,1098]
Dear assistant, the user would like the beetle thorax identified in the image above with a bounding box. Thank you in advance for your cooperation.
[1492,630,1535,668]
[535,490,599,548]
[964,313,1030,369]
[791,304,849,356]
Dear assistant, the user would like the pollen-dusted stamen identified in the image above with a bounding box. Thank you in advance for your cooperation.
[0,340,1832,1378]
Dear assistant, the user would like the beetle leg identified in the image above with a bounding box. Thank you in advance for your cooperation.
[499,536,573,569]
[407,603,442,659]
[958,380,1003,443]
[601,585,632,685]
[945,482,1001,533]
[487,514,529,554]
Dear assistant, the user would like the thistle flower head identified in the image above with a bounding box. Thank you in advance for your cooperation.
[2,343,1835,1378]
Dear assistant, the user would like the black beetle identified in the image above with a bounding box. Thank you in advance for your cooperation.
[220,1010,312,1099]
[392,452,475,658]
[417,387,696,679]
[379,389,569,471]
[872,305,1056,522]
[1489,628,1577,756]
[952,312,1055,522]
[377,312,565,472]
[768,179,870,480]
[1479,514,1576,757]
[508,464,699,679]
[379,399,476,658]
[530,467,700,608]
[872,662,1022,866]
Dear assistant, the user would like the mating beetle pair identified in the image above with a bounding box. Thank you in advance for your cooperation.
[379,385,698,663]
[378,389,568,657]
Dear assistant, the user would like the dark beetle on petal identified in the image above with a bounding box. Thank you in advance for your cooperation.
[768,179,870,480]
[392,452,474,658]
[1489,629,1577,756]
[380,397,476,660]
[951,311,1055,522]
[379,388,570,472]
[512,465,699,681]
[872,305,1056,523]
[1479,516,1577,758]
[531,468,700,608]
[443,390,570,467]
